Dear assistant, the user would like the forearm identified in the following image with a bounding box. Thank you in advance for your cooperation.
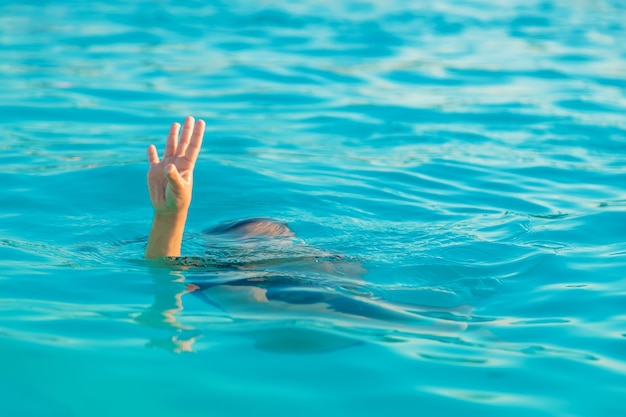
[145,211,188,259]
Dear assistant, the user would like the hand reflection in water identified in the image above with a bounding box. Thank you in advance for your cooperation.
[136,270,199,353]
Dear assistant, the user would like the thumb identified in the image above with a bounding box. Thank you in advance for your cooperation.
[165,164,185,194]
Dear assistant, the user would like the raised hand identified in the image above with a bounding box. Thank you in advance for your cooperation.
[147,116,205,215]
[145,117,205,258]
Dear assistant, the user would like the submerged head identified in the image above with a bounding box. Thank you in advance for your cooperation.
[204,218,295,239]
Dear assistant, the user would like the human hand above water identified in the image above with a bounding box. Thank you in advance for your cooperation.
[145,116,205,259]
[147,116,205,215]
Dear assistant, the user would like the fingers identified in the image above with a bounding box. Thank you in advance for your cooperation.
[164,122,180,158]
[147,144,159,166]
[176,116,195,157]
[157,117,204,164]
[184,119,205,164]
[165,164,185,194]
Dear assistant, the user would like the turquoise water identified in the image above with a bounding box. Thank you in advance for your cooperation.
[1,0,626,415]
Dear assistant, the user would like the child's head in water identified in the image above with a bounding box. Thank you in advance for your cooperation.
[204,218,295,239]
[201,218,300,262]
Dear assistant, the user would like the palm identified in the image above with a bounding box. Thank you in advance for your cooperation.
[147,117,205,214]
[147,155,192,211]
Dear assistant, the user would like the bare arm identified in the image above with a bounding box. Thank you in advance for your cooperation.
[145,116,205,258]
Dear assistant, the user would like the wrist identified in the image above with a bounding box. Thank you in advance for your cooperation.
[154,209,187,221]
[152,209,188,223]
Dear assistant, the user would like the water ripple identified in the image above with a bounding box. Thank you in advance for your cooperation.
[1,0,626,416]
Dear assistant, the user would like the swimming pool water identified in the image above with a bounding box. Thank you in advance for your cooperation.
[1,0,625,416]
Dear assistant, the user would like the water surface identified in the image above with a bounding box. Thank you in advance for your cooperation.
[1,0,625,416]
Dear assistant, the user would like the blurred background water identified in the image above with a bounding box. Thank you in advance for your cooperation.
[1,0,625,416]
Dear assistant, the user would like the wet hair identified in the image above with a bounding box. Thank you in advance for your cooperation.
[202,218,294,238]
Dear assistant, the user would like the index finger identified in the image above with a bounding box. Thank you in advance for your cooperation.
[185,119,205,164]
